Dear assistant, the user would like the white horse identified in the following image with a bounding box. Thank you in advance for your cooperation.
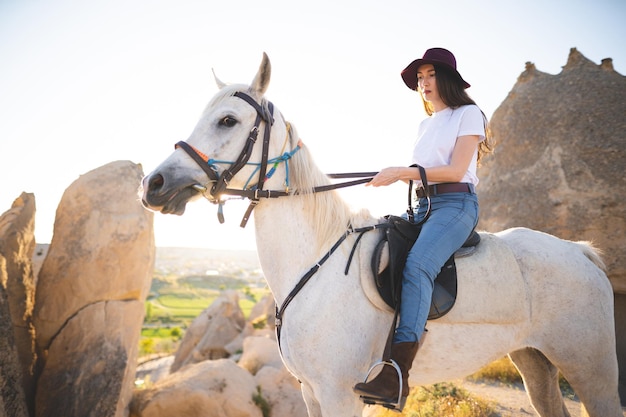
[141,53,622,417]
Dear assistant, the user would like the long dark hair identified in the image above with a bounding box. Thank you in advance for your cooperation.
[420,65,495,164]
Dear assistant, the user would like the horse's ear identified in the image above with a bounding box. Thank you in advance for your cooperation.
[250,52,271,95]
[212,69,227,89]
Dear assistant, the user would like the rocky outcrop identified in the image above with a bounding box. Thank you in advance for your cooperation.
[477,47,626,404]
[0,193,37,411]
[478,47,626,293]
[225,294,276,356]
[33,161,155,417]
[248,293,276,329]
[171,291,245,372]
[0,176,302,417]
[0,254,29,417]
[254,366,309,417]
[133,291,307,417]
[238,336,284,375]
[130,359,263,417]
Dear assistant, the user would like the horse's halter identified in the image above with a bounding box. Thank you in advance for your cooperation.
[175,91,281,227]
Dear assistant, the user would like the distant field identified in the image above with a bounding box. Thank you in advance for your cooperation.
[140,259,270,356]
[146,274,269,324]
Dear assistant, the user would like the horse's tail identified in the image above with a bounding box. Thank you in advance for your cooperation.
[572,240,607,272]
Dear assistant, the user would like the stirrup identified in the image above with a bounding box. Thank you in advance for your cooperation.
[358,359,405,412]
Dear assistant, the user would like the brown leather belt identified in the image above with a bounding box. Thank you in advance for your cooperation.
[416,182,474,198]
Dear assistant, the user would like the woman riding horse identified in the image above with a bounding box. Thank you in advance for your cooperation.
[354,47,494,411]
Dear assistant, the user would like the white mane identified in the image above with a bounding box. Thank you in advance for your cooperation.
[286,123,369,251]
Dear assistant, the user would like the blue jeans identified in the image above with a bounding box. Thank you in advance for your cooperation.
[394,191,479,343]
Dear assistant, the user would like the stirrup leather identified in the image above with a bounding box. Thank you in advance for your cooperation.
[358,359,406,412]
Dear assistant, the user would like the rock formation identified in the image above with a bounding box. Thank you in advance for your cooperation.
[238,336,284,375]
[133,292,307,417]
[33,161,155,417]
[0,255,29,417]
[130,359,263,417]
[478,47,625,292]
[477,47,626,403]
[253,366,308,417]
[0,193,37,416]
[170,291,245,372]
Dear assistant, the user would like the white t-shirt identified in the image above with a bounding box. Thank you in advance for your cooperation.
[411,105,486,186]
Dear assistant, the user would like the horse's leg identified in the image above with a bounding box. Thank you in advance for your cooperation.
[508,348,570,417]
[530,297,623,416]
[300,382,322,417]
[315,383,366,417]
[299,379,365,417]
[544,341,623,417]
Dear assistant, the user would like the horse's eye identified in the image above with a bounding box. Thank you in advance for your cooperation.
[219,116,238,128]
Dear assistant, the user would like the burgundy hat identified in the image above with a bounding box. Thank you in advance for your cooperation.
[401,47,470,90]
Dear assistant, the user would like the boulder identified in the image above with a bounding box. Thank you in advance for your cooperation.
[0,193,37,407]
[224,322,275,358]
[248,293,276,329]
[170,290,245,372]
[136,356,175,385]
[238,336,283,375]
[254,366,307,417]
[130,359,263,417]
[224,293,276,356]
[35,300,145,417]
[33,161,154,417]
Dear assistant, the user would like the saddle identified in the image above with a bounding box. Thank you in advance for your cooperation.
[371,215,480,320]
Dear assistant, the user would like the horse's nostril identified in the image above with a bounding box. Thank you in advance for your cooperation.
[149,174,164,190]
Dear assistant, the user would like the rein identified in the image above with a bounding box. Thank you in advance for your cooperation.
[175,91,379,227]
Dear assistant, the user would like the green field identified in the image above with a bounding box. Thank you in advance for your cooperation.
[140,272,270,356]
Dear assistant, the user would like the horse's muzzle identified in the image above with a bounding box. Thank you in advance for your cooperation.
[141,173,199,215]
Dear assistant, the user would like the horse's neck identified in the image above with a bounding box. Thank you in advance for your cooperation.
[253,198,338,304]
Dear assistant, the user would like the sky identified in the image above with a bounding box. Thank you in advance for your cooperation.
[1,0,624,250]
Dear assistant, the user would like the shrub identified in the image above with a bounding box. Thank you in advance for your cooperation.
[139,338,155,356]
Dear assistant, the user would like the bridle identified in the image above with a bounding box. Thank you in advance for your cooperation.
[175,91,376,227]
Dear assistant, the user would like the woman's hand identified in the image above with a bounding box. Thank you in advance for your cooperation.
[367,167,416,187]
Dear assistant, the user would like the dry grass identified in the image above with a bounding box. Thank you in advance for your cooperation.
[373,382,497,417]
[469,356,575,399]
[468,357,522,385]
[371,358,516,416]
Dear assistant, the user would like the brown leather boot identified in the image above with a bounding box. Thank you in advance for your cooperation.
[353,341,419,410]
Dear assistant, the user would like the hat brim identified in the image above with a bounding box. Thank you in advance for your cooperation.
[401,58,471,90]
